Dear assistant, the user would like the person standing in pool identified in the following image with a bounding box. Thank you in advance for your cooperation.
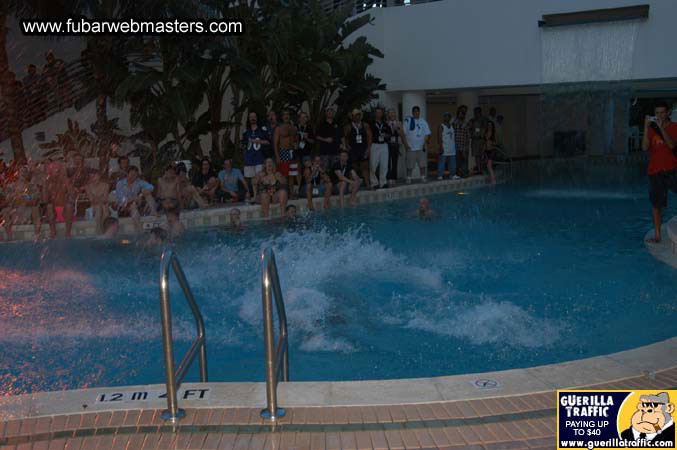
[642,100,677,243]
[417,197,435,219]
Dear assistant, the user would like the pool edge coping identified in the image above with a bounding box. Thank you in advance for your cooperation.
[1,336,675,420]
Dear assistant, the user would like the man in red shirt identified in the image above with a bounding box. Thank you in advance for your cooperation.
[642,100,677,243]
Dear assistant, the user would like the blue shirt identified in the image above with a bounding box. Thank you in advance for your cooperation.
[242,127,267,166]
[115,177,154,204]
[218,168,244,192]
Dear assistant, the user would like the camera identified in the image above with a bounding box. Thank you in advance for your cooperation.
[649,116,657,122]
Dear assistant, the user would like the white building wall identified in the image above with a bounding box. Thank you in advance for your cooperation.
[352,0,677,92]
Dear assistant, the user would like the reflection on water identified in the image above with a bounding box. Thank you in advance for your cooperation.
[0,168,675,394]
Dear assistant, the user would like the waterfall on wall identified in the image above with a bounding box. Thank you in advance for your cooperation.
[539,20,640,157]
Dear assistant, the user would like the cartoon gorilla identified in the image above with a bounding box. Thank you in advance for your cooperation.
[620,392,675,443]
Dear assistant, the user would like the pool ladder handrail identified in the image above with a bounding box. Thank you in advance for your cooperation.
[159,249,208,423]
[260,247,290,421]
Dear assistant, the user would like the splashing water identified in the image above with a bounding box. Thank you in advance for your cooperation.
[0,168,675,393]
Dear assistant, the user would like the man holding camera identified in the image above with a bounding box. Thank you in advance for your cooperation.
[642,100,677,243]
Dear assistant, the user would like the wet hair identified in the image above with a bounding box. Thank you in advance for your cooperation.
[103,217,118,232]
[175,162,187,174]
[655,100,669,110]
[165,205,180,218]
[286,205,296,212]
[150,227,167,241]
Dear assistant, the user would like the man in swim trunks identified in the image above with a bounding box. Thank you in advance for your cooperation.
[156,164,180,212]
[84,169,110,234]
[175,163,207,209]
[274,110,299,198]
[242,112,268,195]
[43,161,75,238]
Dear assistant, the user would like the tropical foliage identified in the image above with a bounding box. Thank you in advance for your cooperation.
[2,0,385,175]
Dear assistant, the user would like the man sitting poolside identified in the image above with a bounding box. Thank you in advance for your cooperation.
[218,159,247,203]
[114,166,158,231]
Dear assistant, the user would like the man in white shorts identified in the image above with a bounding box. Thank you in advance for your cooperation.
[403,105,431,183]
[242,112,269,196]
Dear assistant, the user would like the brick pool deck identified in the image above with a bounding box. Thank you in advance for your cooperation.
[1,338,676,449]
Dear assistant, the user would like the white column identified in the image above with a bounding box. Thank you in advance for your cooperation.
[454,91,478,174]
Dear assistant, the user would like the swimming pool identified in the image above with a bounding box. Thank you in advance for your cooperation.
[1,163,675,395]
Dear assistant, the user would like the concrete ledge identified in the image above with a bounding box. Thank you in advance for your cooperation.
[1,337,674,420]
[645,216,677,269]
[3,174,500,242]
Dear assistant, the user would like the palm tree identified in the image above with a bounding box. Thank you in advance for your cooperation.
[0,4,26,162]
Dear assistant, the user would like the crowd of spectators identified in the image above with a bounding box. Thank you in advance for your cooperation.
[0,103,505,241]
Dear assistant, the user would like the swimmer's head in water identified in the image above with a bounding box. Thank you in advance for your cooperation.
[165,205,180,222]
[230,208,241,226]
[285,205,297,218]
[103,217,119,236]
[150,227,167,243]
[419,197,429,210]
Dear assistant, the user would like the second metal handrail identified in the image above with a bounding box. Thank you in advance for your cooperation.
[159,249,208,423]
[260,248,290,421]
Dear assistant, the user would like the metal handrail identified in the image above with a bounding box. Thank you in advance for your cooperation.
[260,248,289,421]
[159,249,208,423]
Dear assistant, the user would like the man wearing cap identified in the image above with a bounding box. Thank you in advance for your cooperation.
[369,107,390,189]
[620,392,674,444]
[343,109,372,189]
[437,112,459,180]
[402,105,431,183]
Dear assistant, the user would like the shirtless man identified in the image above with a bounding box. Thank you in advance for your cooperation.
[165,205,185,239]
[229,208,242,231]
[417,197,435,219]
[2,165,42,240]
[156,164,181,212]
[274,110,299,197]
[43,161,75,238]
[84,170,110,234]
[175,163,207,209]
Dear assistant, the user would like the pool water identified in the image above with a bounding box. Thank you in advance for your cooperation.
[1,163,675,395]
